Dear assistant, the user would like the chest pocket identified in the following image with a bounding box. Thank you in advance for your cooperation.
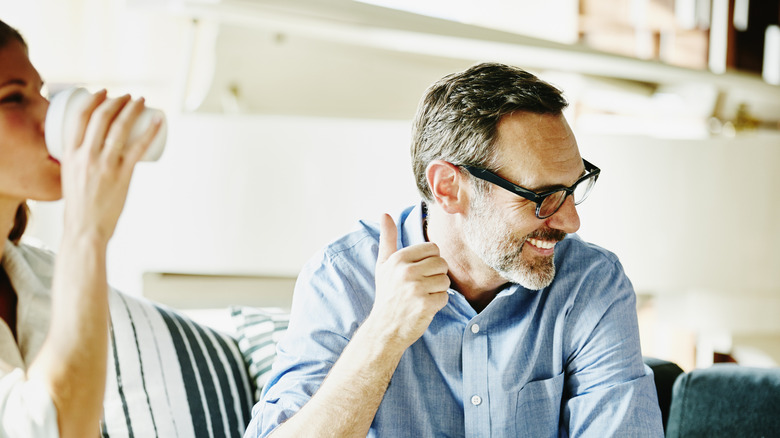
[513,372,564,438]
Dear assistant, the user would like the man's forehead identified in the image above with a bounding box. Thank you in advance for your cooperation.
[493,112,582,189]
[496,111,572,142]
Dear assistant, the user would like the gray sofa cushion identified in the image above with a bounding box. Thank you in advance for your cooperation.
[666,364,780,438]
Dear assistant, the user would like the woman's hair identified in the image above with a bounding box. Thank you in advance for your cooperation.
[0,19,26,49]
[1,20,30,243]
[9,204,30,244]
[410,62,568,201]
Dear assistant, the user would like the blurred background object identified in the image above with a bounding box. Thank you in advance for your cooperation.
[3,0,779,370]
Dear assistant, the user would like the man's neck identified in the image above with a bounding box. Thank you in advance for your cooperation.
[424,205,508,312]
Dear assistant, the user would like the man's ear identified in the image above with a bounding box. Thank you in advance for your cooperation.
[425,160,468,214]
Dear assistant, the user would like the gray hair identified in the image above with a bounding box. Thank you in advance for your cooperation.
[411,62,568,201]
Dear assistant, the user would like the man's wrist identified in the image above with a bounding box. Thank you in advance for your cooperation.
[344,315,411,380]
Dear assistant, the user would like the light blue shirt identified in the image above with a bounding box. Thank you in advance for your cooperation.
[247,203,663,437]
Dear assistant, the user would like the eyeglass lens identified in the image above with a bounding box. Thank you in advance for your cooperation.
[539,191,566,218]
[538,173,597,218]
[573,174,597,204]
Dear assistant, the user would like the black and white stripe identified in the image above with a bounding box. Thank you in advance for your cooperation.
[102,290,253,438]
[230,307,290,400]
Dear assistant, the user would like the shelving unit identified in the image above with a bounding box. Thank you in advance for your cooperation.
[155,0,780,125]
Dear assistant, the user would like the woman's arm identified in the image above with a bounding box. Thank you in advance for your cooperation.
[25,91,160,438]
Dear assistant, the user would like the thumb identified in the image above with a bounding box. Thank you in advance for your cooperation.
[377,214,398,265]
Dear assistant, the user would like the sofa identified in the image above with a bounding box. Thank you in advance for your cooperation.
[648,359,780,437]
[100,289,294,438]
[102,291,780,438]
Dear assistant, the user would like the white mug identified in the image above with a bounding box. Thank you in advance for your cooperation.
[45,87,167,161]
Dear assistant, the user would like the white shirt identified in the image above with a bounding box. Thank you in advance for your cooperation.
[0,241,59,438]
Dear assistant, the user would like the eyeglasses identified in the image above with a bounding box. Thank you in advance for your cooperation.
[460,159,600,219]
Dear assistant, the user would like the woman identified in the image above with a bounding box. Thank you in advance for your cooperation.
[0,19,161,437]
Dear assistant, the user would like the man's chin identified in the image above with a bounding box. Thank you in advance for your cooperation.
[510,273,554,291]
[498,259,556,291]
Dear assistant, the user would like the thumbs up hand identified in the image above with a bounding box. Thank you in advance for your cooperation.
[369,214,450,350]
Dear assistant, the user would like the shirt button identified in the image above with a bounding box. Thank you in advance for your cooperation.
[470,324,480,334]
[471,395,482,406]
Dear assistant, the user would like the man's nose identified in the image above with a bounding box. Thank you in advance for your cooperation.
[545,195,580,234]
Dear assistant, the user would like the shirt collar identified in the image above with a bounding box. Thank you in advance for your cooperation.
[400,201,427,249]
[2,241,52,368]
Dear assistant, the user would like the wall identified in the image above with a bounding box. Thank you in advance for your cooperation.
[576,131,780,297]
[27,111,780,367]
[36,114,775,303]
[577,130,780,367]
[28,114,420,291]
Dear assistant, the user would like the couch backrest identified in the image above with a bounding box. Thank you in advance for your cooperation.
[644,357,684,433]
[665,364,780,438]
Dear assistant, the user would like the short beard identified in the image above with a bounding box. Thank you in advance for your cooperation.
[463,190,565,290]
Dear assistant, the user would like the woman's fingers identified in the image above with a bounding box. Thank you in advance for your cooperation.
[66,89,107,155]
[79,94,131,158]
[66,90,162,167]
[102,97,145,164]
[121,110,161,166]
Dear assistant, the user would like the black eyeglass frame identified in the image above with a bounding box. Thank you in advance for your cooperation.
[460,159,601,219]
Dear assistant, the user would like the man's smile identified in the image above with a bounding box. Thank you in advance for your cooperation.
[526,238,556,250]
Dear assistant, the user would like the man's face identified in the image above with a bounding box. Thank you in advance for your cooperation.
[462,187,567,289]
[461,112,583,290]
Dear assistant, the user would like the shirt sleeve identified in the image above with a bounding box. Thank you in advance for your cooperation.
[245,238,377,438]
[0,368,59,438]
[560,255,664,437]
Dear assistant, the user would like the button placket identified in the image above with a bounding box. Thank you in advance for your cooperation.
[462,319,490,435]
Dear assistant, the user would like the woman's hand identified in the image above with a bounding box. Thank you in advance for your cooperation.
[26,90,163,438]
[59,90,161,243]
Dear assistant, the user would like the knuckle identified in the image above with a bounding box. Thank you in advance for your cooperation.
[387,250,404,264]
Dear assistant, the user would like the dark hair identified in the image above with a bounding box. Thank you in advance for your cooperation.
[2,20,30,243]
[9,204,30,244]
[0,19,26,49]
[411,62,568,201]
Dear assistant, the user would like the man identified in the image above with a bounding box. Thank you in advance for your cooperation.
[246,63,663,437]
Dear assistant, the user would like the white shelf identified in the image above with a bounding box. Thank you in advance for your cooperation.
[164,0,780,97]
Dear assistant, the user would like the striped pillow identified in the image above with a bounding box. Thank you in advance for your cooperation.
[230,307,290,400]
[102,290,254,438]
